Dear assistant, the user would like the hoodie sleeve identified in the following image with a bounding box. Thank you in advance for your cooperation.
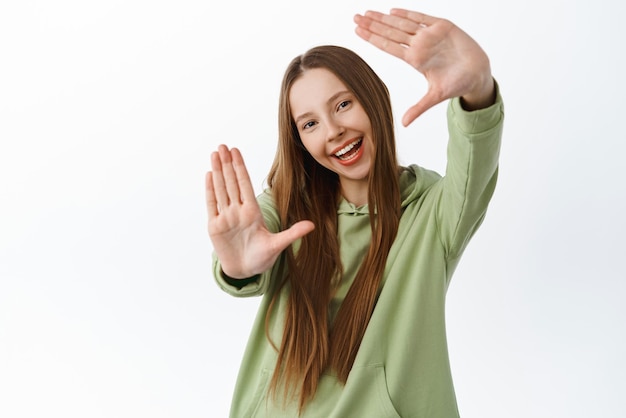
[212,190,282,297]
[436,81,504,260]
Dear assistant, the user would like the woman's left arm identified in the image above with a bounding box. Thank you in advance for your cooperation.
[354,8,496,126]
[355,9,503,259]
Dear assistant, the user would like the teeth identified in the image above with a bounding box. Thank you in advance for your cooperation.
[334,139,362,158]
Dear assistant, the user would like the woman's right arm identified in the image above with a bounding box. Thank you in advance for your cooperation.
[206,144,314,279]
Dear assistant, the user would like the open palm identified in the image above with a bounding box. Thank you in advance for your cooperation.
[206,145,314,279]
[354,8,495,126]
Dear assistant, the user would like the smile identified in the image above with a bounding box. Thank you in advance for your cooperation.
[333,138,363,161]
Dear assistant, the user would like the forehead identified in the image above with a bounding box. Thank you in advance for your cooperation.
[289,68,349,115]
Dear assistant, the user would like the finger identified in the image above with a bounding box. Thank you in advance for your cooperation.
[205,171,219,218]
[210,150,230,208]
[217,144,242,205]
[390,9,438,26]
[354,12,417,45]
[402,89,442,126]
[354,25,407,61]
[271,220,315,253]
[230,147,256,203]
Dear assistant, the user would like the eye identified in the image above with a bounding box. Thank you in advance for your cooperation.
[302,120,317,130]
[337,100,351,111]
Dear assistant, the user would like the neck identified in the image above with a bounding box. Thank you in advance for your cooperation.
[340,179,368,207]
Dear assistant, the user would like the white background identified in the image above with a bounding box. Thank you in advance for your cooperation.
[1,0,624,417]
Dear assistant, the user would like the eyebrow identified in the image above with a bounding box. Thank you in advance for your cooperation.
[293,90,352,124]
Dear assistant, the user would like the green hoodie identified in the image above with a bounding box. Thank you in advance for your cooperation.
[213,91,504,418]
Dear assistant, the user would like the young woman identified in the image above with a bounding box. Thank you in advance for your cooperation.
[206,8,503,418]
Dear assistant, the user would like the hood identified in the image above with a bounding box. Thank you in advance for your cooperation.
[336,164,442,215]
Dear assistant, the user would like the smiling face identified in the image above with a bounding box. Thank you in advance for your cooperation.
[289,68,374,205]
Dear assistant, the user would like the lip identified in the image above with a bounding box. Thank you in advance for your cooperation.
[332,137,365,166]
[330,137,362,156]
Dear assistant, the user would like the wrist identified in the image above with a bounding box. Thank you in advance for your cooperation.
[460,75,496,111]
[221,269,261,288]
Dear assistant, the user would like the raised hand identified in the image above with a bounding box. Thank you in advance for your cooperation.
[206,145,315,279]
[354,9,495,126]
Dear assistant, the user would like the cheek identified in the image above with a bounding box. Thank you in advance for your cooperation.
[300,136,335,169]
[299,138,313,156]
[300,135,322,157]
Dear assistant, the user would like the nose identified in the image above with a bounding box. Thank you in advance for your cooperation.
[326,118,345,142]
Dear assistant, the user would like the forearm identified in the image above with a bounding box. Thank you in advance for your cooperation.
[438,83,504,256]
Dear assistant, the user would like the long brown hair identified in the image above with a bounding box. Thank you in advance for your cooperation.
[266,45,401,411]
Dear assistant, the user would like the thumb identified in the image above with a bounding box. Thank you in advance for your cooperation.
[401,89,442,127]
[272,220,315,252]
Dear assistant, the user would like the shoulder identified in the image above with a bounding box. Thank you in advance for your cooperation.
[399,165,442,208]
